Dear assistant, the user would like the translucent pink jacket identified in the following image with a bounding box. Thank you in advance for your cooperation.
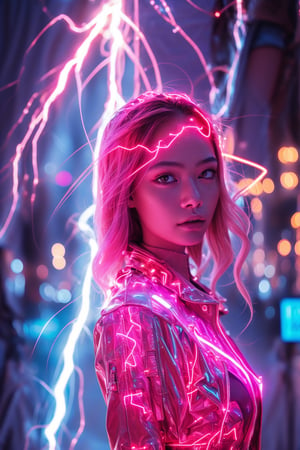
[94,246,262,449]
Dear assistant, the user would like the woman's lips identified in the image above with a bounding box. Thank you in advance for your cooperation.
[177,218,205,230]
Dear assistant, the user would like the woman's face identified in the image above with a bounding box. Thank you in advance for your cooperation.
[129,116,220,252]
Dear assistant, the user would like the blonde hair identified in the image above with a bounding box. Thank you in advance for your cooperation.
[93,92,252,316]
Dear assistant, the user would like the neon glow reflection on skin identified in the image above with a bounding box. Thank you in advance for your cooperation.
[0,1,261,447]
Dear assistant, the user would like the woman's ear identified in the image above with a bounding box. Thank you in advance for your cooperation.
[128,194,135,208]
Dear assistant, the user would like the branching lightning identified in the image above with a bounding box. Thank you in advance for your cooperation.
[1,1,264,448]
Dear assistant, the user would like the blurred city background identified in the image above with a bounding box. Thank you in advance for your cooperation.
[1,1,300,449]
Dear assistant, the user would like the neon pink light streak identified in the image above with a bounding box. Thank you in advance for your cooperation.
[1,0,164,240]
[24,376,55,450]
[186,347,198,389]
[116,332,138,368]
[105,122,266,196]
[192,326,261,448]
[3,2,263,447]
[167,425,238,448]
[193,327,261,385]
[1,4,164,444]
[106,123,212,181]
[123,392,148,415]
[223,153,268,196]
[30,299,77,358]
[217,363,230,444]
[116,307,141,368]
[151,0,215,90]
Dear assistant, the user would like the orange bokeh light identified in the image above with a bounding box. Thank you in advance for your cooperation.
[291,212,300,229]
[280,172,299,190]
[249,181,263,196]
[277,146,299,164]
[262,177,275,194]
[251,197,263,215]
[52,256,66,270]
[277,239,292,256]
[51,242,66,257]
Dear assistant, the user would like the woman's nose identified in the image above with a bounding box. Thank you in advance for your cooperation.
[180,178,203,208]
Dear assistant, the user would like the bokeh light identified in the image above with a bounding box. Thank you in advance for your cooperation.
[277,239,292,256]
[36,264,49,279]
[237,178,265,196]
[1,1,297,448]
[252,231,264,246]
[55,170,73,187]
[291,212,300,228]
[254,263,265,278]
[262,177,275,194]
[250,197,263,217]
[10,258,24,274]
[52,256,66,270]
[249,181,263,196]
[264,264,276,278]
[265,306,276,319]
[51,243,66,257]
[51,243,66,270]
[258,279,271,299]
[39,282,57,302]
[236,178,252,193]
[57,289,72,303]
[253,248,265,262]
[280,172,299,190]
[277,146,299,163]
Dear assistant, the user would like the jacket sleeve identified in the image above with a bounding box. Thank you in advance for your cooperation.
[94,304,165,450]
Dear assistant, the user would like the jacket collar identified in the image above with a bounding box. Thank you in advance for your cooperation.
[121,245,227,309]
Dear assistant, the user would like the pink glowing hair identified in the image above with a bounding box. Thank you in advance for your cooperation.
[93,92,252,315]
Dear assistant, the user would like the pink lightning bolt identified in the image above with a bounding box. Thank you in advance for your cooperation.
[2,2,266,448]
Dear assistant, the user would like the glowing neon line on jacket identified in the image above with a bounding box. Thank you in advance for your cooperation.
[124,392,148,415]
[95,245,262,448]
[217,363,230,444]
[192,327,260,447]
[2,1,258,446]
[186,345,198,390]
[166,425,238,448]
[116,307,141,368]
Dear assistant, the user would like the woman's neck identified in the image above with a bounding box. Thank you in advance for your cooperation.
[142,243,191,280]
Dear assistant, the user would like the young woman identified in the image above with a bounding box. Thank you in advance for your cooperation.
[93,92,262,449]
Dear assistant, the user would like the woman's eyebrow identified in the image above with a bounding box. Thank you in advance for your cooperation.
[148,156,217,170]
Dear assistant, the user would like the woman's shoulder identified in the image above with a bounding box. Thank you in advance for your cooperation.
[100,269,177,322]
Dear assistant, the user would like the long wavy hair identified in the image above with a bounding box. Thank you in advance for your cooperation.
[93,92,252,315]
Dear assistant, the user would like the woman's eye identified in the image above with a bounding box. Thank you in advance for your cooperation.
[199,168,217,179]
[155,174,176,184]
